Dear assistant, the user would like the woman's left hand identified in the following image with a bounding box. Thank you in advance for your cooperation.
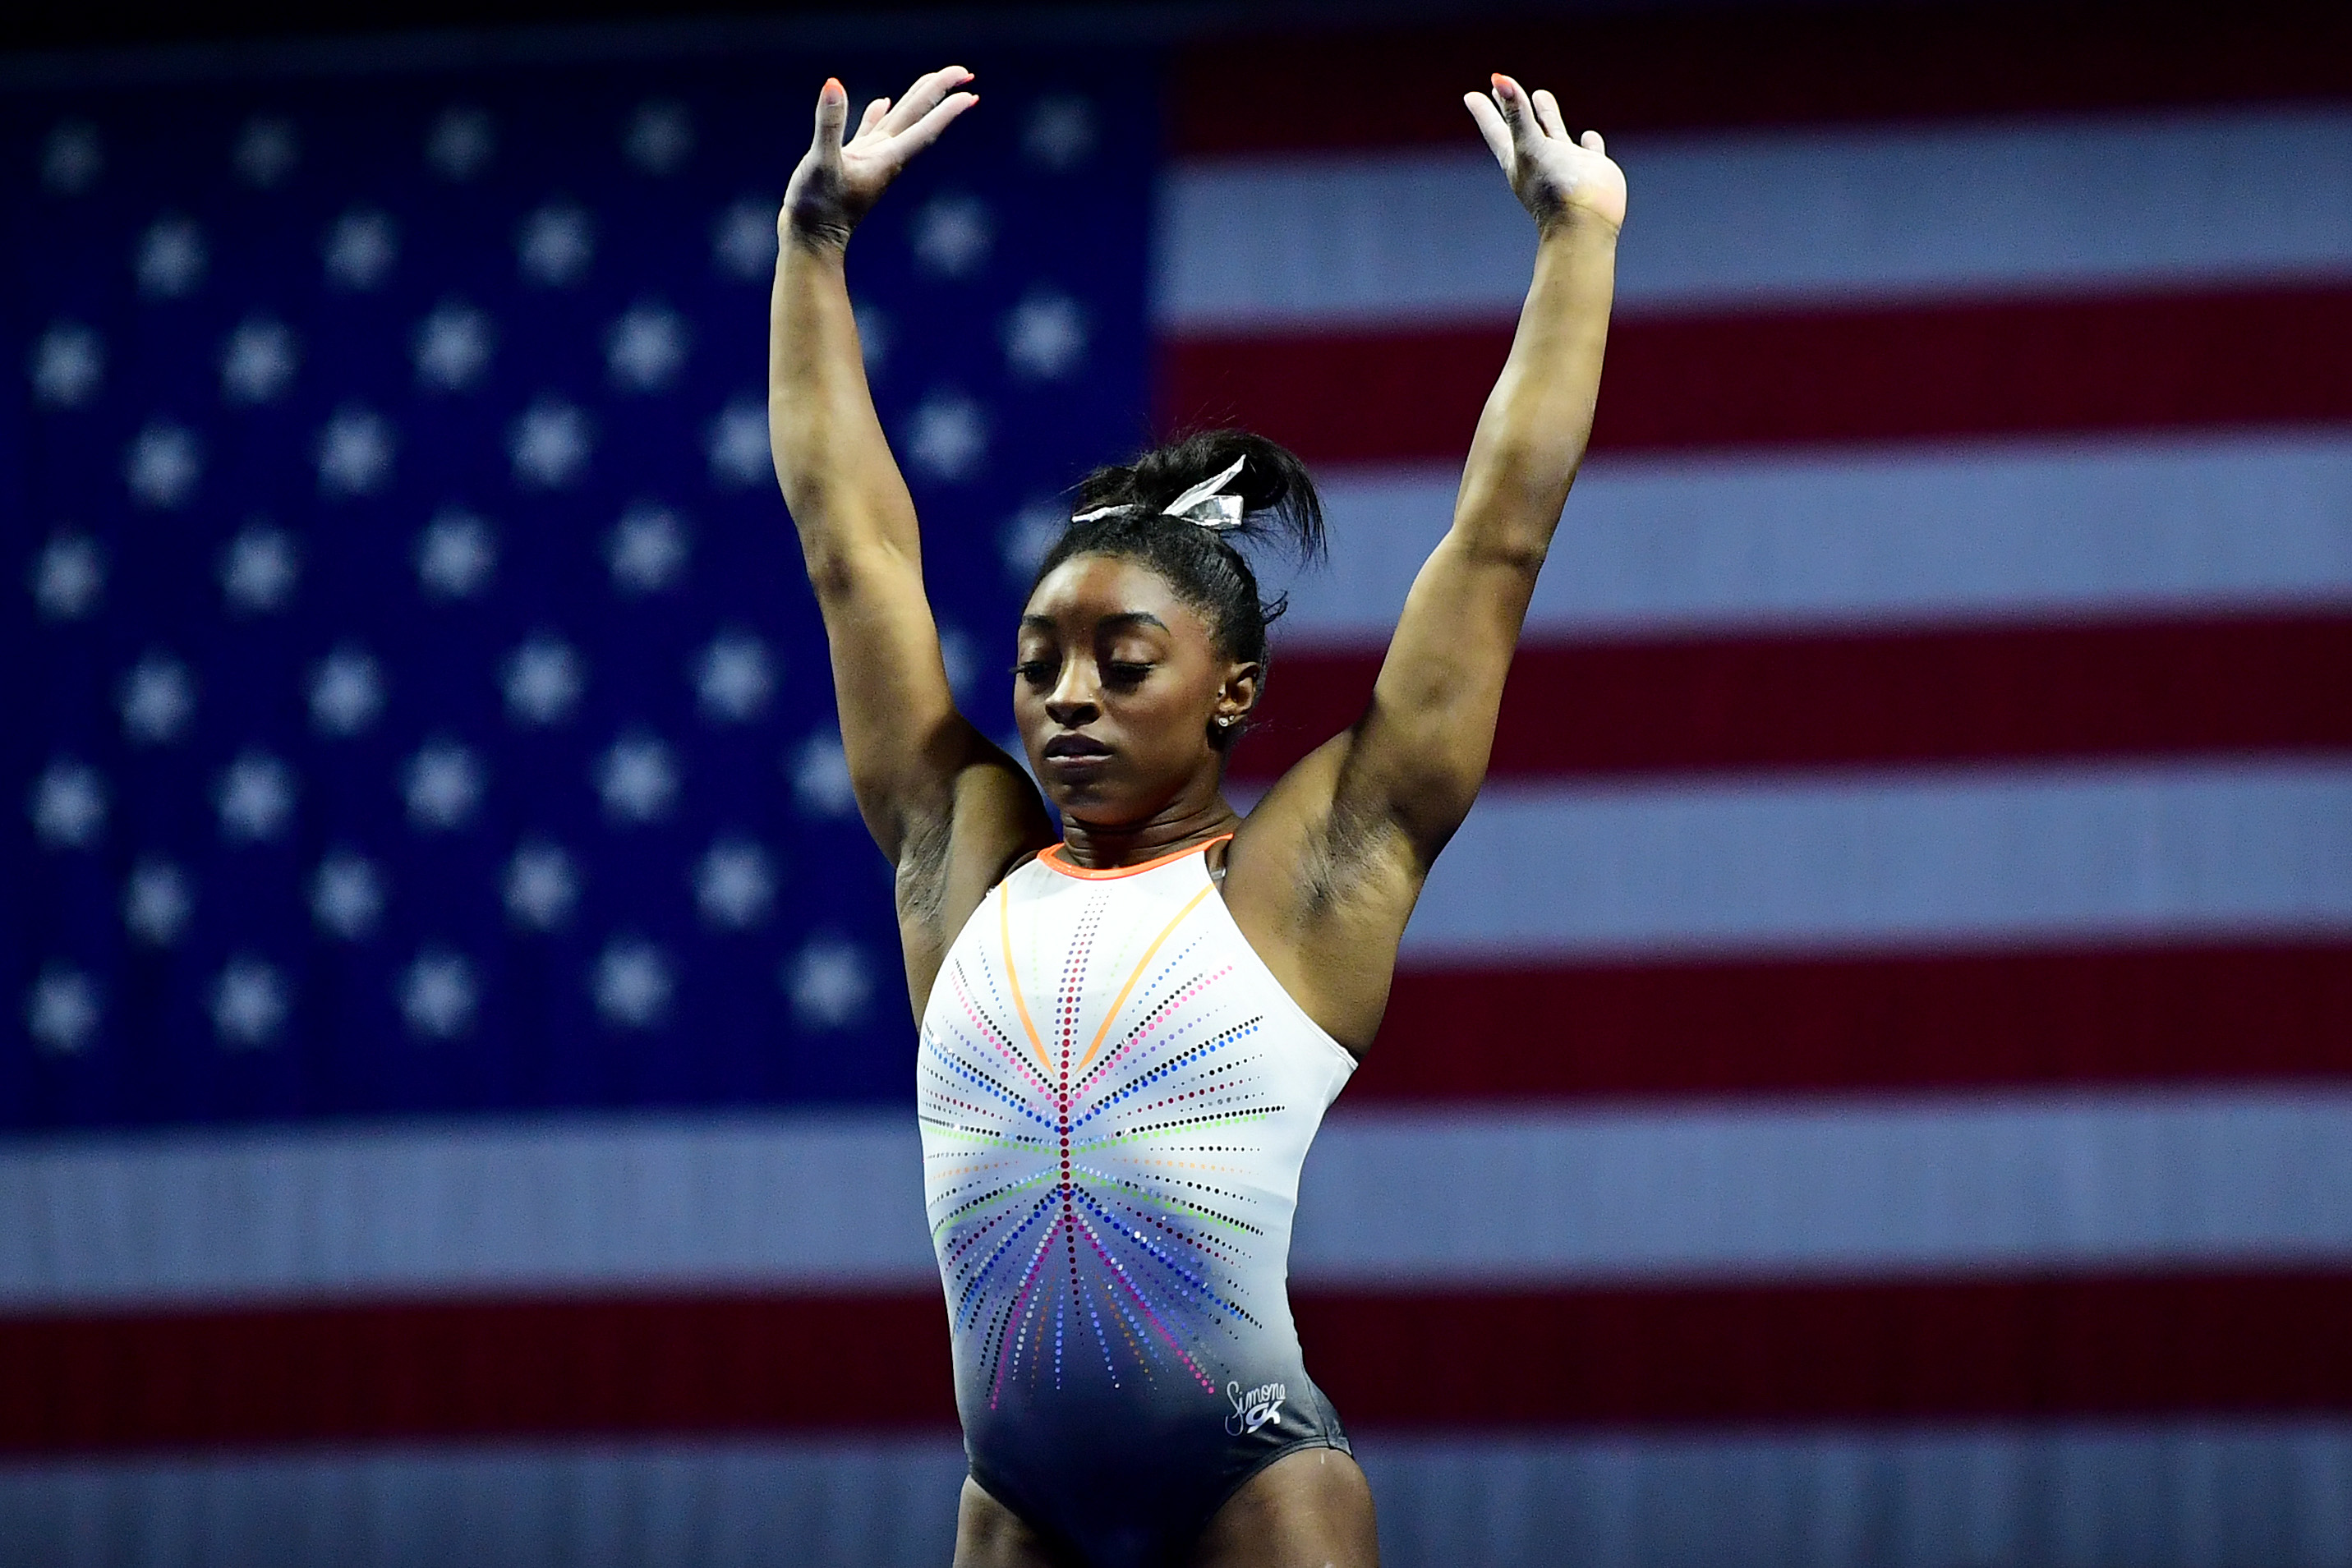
[1464,73,1626,236]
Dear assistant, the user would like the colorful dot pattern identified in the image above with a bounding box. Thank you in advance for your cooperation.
[918,848,1355,1420]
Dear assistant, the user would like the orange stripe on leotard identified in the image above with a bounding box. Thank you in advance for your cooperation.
[996,882,1054,1076]
[1072,880,1217,1076]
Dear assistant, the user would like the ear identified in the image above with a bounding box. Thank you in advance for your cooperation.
[1214,660,1263,728]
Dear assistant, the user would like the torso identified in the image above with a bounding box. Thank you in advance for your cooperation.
[916,838,1357,1563]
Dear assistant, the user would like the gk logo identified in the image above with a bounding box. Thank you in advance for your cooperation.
[1225,1380,1287,1437]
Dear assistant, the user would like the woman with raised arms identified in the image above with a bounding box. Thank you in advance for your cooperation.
[769,64,1622,1568]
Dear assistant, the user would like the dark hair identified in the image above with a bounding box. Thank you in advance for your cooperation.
[1030,430,1325,743]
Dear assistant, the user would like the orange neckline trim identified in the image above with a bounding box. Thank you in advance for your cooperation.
[1037,833,1233,881]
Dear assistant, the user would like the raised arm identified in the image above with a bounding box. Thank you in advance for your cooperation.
[1332,75,1622,858]
[771,71,1052,982]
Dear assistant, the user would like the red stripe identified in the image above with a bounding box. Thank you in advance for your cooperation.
[1171,2,2352,154]
[1236,614,2352,782]
[7,1273,2347,1451]
[1296,1273,2352,1426]
[1158,286,2352,463]
[0,1292,956,1454]
[1359,942,2352,1100]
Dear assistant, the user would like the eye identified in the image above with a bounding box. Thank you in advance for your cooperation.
[1013,660,1056,688]
[1102,660,1153,687]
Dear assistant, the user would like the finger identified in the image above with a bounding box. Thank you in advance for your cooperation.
[1581,128,1608,157]
[886,89,978,162]
[1490,73,1536,148]
[881,65,971,136]
[1533,88,1570,141]
[1462,91,1513,172]
[811,77,849,163]
[856,96,891,140]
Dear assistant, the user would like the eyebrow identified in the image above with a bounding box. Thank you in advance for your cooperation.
[1019,611,1169,633]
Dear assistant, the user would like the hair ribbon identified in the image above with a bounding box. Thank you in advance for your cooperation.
[1070,454,1248,530]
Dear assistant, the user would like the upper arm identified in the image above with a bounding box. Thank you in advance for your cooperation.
[1332,520,1545,860]
[805,522,1050,874]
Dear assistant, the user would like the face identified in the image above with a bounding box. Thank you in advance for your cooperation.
[1014,554,1258,825]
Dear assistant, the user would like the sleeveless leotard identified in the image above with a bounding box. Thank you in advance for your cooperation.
[917,835,1358,1567]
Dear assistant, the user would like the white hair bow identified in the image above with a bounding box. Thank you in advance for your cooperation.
[1070,454,1248,531]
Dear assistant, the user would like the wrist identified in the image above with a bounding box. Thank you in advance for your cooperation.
[1535,204,1620,246]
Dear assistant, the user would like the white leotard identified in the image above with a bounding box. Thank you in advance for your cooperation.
[916,835,1356,1566]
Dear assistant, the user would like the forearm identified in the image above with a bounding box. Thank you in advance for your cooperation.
[1452,209,1618,563]
[766,234,922,571]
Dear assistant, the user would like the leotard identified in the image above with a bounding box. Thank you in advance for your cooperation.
[918,835,1357,1566]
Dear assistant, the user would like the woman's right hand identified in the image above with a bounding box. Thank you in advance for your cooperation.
[780,67,978,250]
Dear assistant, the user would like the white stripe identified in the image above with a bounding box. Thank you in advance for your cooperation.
[7,1088,2350,1308]
[1294,1090,2352,1285]
[0,1112,936,1309]
[1268,433,2352,645]
[1408,761,2352,962]
[1158,108,2352,329]
[5,1425,2348,1567]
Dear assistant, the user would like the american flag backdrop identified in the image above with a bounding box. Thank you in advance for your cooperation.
[6,6,2352,1566]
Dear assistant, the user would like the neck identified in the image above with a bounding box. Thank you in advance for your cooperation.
[1058,791,1240,871]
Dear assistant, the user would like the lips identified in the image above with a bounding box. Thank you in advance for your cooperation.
[1043,734,1111,761]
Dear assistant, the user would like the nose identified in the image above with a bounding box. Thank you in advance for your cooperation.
[1043,659,1098,727]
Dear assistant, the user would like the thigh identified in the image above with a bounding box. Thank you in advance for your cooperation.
[1186,1446,1379,1568]
[952,1476,1074,1568]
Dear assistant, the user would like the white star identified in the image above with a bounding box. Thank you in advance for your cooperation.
[1000,499,1067,583]
[25,965,101,1055]
[593,938,672,1029]
[124,421,202,508]
[910,193,992,278]
[789,731,857,818]
[695,836,776,930]
[704,401,769,489]
[605,301,688,392]
[596,732,679,823]
[416,508,496,600]
[210,957,288,1049]
[29,533,105,621]
[518,202,594,287]
[232,115,299,187]
[1023,95,1095,169]
[399,949,477,1038]
[502,635,584,726]
[135,215,206,298]
[785,938,872,1031]
[123,859,193,945]
[413,301,494,392]
[624,99,694,174]
[693,630,774,723]
[318,406,394,498]
[219,523,299,614]
[904,392,985,481]
[426,105,495,181]
[510,398,591,489]
[215,751,296,843]
[504,842,580,930]
[1003,291,1087,380]
[711,197,777,280]
[323,208,398,291]
[29,759,106,848]
[311,851,384,940]
[309,646,385,737]
[607,504,688,593]
[41,120,103,194]
[30,321,104,407]
[119,651,196,744]
[220,315,299,403]
[403,738,485,831]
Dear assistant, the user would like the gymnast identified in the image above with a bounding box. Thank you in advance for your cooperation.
[769,64,1622,1568]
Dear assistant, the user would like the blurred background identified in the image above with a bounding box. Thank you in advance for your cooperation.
[6,1,2351,1563]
